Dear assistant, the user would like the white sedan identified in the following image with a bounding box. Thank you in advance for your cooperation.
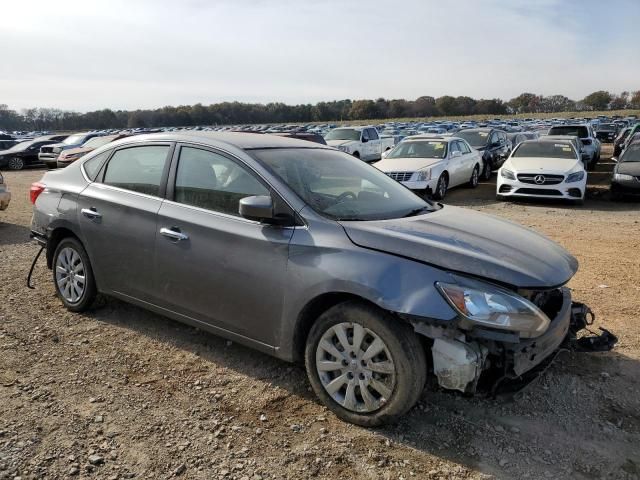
[373,136,483,200]
[497,140,587,204]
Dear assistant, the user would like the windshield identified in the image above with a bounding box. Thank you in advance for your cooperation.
[387,141,447,159]
[455,130,489,147]
[63,134,87,145]
[512,142,576,159]
[82,136,112,148]
[620,144,640,163]
[253,148,434,221]
[548,126,588,138]
[324,128,361,141]
[598,124,616,132]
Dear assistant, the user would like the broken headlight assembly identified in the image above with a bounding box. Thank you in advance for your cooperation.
[436,278,550,339]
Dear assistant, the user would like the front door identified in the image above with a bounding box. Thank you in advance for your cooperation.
[154,145,293,346]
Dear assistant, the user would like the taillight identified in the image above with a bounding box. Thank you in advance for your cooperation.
[30,182,46,204]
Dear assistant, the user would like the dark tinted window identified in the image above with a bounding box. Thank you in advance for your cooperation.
[361,129,370,141]
[103,146,169,196]
[175,147,269,216]
[83,150,111,181]
[548,126,589,138]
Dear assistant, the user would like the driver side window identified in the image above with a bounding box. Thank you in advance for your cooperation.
[174,147,270,217]
[361,130,370,141]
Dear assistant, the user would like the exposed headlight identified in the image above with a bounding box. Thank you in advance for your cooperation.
[415,169,432,182]
[501,169,516,180]
[337,145,349,152]
[436,280,550,338]
[565,171,585,183]
[614,173,635,181]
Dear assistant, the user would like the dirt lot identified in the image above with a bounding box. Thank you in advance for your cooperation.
[1,147,639,480]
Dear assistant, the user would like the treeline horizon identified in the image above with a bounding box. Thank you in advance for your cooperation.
[1,90,639,131]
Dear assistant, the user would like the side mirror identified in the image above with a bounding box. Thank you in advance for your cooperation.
[239,195,273,222]
[451,151,462,158]
[381,149,390,158]
[361,137,369,143]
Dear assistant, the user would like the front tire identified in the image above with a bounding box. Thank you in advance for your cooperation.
[305,301,427,427]
[433,173,448,200]
[52,237,97,312]
[7,157,24,170]
[468,165,480,188]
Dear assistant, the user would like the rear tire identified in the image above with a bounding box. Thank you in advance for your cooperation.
[52,237,97,312]
[7,157,24,170]
[305,301,427,427]
[482,158,492,180]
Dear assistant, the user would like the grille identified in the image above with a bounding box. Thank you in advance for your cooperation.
[386,172,414,182]
[517,173,564,185]
[515,188,562,196]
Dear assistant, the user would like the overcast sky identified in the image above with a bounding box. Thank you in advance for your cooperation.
[1,0,638,112]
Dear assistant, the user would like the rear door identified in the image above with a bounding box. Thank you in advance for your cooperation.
[153,144,294,346]
[77,143,173,303]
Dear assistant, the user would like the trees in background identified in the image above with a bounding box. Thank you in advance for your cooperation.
[0,90,638,131]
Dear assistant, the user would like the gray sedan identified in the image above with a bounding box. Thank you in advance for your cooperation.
[31,132,583,426]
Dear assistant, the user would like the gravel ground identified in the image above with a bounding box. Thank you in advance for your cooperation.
[1,146,639,480]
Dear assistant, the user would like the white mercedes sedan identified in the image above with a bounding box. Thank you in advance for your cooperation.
[497,140,587,204]
[373,136,483,200]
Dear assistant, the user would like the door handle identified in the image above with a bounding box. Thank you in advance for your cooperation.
[81,207,101,219]
[160,227,189,241]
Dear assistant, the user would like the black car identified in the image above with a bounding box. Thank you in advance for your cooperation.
[611,140,640,200]
[0,139,59,170]
[613,127,631,157]
[595,123,618,143]
[455,128,511,179]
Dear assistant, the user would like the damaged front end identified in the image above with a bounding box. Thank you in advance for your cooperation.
[408,282,617,395]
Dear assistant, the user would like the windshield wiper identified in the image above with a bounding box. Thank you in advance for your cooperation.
[403,206,432,217]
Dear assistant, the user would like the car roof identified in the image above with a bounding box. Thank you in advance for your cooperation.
[107,131,333,151]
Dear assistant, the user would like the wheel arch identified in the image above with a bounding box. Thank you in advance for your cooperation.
[46,224,83,269]
[292,292,379,363]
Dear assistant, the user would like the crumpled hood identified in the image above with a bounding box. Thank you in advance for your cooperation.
[340,205,578,288]
[326,139,355,147]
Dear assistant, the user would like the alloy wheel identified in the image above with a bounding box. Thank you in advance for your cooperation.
[55,247,86,304]
[315,322,396,413]
[7,157,24,170]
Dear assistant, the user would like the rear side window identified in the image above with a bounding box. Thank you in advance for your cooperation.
[83,150,111,181]
[103,146,169,196]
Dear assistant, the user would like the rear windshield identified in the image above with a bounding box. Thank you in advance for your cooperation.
[63,134,87,145]
[324,129,361,141]
[455,130,489,147]
[387,141,447,159]
[548,126,588,138]
[512,142,576,159]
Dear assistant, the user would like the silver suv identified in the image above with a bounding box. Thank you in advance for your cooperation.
[31,132,589,426]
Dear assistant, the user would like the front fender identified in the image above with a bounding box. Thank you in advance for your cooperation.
[278,223,458,360]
